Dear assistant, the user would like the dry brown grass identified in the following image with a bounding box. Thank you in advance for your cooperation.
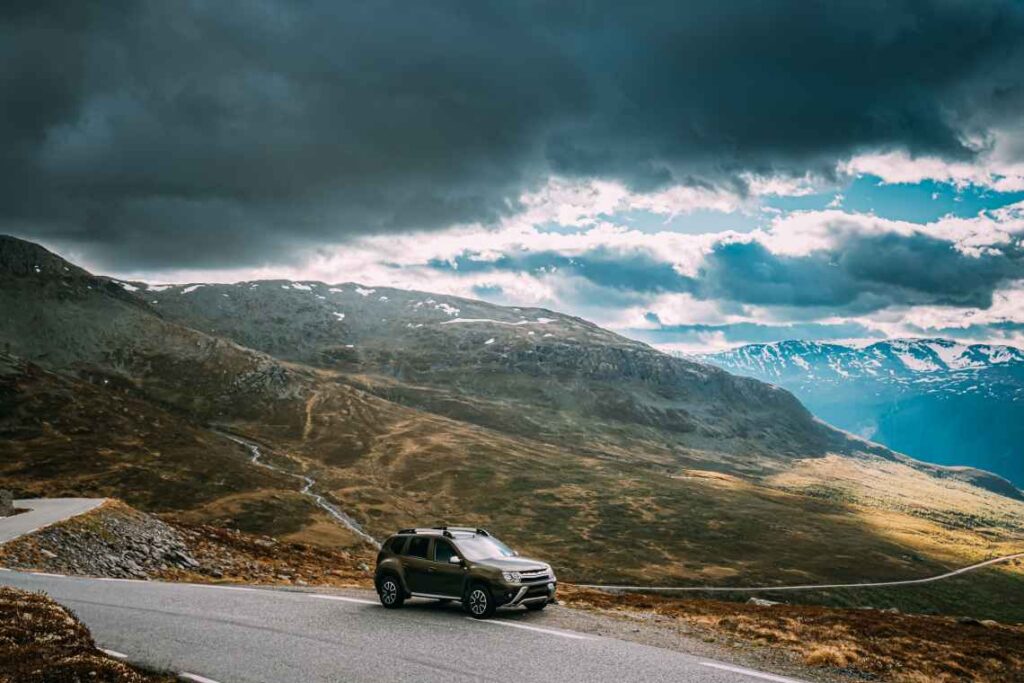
[0,587,176,683]
[561,585,1024,682]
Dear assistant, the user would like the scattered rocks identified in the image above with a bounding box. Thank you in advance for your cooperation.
[0,503,201,580]
[0,499,376,588]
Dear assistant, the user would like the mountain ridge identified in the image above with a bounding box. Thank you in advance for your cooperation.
[706,338,1024,487]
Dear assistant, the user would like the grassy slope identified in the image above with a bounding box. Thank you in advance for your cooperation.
[0,355,361,546]
[230,379,1024,597]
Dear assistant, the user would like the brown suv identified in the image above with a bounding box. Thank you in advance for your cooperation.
[374,527,557,618]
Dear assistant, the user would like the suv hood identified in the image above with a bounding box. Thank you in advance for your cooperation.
[472,557,549,572]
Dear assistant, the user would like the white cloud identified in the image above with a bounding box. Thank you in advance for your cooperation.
[843,146,1024,192]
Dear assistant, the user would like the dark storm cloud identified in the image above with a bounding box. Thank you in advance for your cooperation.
[429,248,689,294]
[3,0,1024,268]
[698,234,1024,312]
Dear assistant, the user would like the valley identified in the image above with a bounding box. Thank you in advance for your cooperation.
[2,235,1023,617]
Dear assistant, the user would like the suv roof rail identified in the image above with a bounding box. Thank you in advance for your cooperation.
[394,526,490,537]
[395,527,457,538]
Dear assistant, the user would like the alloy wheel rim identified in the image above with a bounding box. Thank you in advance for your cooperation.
[381,580,397,604]
[469,589,488,615]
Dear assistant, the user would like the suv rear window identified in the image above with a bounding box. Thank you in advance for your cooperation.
[404,536,430,559]
[386,536,407,554]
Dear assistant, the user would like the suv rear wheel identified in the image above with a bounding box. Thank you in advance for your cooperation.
[377,574,405,609]
[464,583,495,619]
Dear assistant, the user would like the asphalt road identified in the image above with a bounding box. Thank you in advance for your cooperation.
[0,498,106,543]
[0,571,804,683]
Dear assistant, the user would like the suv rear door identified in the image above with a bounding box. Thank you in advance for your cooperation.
[402,535,433,593]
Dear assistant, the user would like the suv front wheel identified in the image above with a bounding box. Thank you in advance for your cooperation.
[464,583,496,619]
[377,574,405,609]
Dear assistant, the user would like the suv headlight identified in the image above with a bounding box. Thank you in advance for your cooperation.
[502,571,521,583]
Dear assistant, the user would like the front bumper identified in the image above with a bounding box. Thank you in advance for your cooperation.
[497,580,557,607]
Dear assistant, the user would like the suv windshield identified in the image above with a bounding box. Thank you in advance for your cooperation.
[454,536,515,561]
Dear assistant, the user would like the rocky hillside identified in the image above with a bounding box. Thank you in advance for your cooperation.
[707,339,1024,487]
[2,235,1024,593]
[132,276,838,467]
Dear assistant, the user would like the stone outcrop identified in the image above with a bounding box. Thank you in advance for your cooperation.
[0,502,199,579]
[0,490,12,517]
[0,499,374,586]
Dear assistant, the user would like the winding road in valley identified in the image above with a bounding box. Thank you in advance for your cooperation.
[579,552,1024,594]
[217,431,378,546]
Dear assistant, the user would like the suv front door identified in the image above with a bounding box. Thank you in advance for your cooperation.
[428,539,464,597]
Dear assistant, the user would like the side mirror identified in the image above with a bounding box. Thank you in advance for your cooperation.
[448,555,463,565]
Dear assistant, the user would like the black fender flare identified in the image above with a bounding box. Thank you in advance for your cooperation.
[375,567,410,597]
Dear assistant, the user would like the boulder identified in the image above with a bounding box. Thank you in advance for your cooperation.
[747,597,781,607]
[0,490,12,517]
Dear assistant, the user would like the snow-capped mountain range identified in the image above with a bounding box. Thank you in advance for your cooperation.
[705,339,1024,487]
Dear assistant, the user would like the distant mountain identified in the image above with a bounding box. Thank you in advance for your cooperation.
[706,339,1024,486]
[4,234,1024,593]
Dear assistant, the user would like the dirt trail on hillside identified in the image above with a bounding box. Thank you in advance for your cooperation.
[218,431,378,547]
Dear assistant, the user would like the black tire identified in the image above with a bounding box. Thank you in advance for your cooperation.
[464,582,496,619]
[377,574,405,609]
[525,601,547,611]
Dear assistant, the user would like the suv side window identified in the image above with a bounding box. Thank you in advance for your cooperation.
[433,540,457,564]
[405,536,429,559]
[387,536,407,554]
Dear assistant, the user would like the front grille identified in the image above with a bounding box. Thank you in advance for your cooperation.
[519,569,551,584]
